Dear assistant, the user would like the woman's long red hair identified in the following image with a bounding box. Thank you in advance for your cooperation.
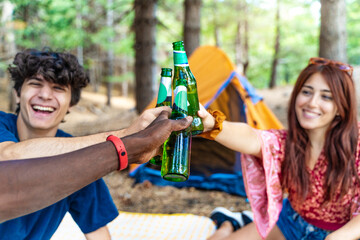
[282,64,358,202]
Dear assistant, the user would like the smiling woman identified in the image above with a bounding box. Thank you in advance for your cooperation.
[295,72,338,134]
[199,57,360,240]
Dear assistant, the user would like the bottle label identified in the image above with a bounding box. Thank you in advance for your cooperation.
[174,85,188,112]
[173,50,189,67]
[157,76,172,104]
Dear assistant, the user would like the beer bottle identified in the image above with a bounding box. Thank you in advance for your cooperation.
[149,68,173,165]
[161,78,192,182]
[172,40,204,135]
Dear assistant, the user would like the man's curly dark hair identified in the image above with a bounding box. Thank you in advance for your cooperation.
[8,48,90,112]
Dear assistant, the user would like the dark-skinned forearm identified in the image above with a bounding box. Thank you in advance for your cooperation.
[0,141,119,222]
[0,111,192,222]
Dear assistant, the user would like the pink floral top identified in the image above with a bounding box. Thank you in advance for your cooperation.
[241,127,360,239]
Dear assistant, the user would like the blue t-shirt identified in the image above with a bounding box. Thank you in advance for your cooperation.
[0,111,119,239]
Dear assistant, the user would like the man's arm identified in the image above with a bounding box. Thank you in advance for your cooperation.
[0,107,171,160]
[0,111,192,222]
[85,226,111,240]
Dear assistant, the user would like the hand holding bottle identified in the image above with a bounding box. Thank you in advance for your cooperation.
[161,78,192,182]
[124,106,172,136]
[197,104,216,133]
[123,110,193,164]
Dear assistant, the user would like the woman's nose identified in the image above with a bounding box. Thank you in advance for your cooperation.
[308,94,319,107]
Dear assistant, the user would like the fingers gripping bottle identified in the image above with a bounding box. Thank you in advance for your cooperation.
[172,41,204,135]
[161,78,192,182]
[149,68,173,165]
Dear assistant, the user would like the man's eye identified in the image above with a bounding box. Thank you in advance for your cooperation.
[54,86,65,91]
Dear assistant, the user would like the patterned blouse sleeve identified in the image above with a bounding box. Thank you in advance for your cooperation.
[350,122,360,219]
[240,129,285,239]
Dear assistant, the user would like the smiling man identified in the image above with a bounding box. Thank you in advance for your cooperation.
[0,49,158,240]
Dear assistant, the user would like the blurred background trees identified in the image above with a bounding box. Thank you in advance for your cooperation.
[0,0,359,112]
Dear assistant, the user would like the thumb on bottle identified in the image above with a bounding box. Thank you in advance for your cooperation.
[171,116,193,132]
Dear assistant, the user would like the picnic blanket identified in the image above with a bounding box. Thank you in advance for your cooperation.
[51,211,216,240]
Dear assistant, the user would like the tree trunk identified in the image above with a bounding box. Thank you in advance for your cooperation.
[269,0,280,89]
[134,0,157,113]
[243,12,249,75]
[212,1,221,47]
[319,0,347,62]
[235,21,243,73]
[106,0,114,106]
[76,0,84,66]
[235,0,249,76]
[2,1,17,112]
[183,0,202,56]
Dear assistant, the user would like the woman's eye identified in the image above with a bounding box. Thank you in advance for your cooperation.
[322,95,333,101]
[301,89,311,95]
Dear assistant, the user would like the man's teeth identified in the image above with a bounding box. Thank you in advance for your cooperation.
[33,106,55,112]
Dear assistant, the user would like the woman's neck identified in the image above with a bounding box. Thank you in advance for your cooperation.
[306,128,326,170]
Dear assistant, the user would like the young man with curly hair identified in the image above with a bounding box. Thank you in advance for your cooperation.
[0,49,172,239]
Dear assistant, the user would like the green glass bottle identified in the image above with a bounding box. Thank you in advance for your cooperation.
[149,68,173,165]
[172,41,204,135]
[161,78,192,182]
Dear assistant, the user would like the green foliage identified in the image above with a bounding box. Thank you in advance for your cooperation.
[347,0,360,65]
[6,0,358,90]
[198,0,321,88]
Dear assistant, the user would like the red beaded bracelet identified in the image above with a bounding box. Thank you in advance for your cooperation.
[106,135,128,171]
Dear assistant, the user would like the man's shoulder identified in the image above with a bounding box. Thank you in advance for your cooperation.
[0,111,17,121]
[0,111,17,128]
[0,111,18,142]
[56,129,73,138]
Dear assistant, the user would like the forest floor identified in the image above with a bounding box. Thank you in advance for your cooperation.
[4,75,360,217]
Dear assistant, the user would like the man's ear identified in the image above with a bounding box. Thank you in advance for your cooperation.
[14,89,20,104]
[67,105,73,114]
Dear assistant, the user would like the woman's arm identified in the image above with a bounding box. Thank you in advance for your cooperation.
[198,105,262,158]
[325,215,360,240]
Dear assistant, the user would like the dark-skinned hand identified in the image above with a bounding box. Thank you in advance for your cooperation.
[122,110,192,164]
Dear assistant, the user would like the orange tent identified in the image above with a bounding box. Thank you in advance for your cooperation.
[146,45,283,129]
[130,45,283,196]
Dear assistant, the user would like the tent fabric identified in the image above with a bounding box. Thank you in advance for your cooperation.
[129,45,283,196]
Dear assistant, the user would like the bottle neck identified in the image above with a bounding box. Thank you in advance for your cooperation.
[173,50,189,67]
[160,76,172,97]
[156,76,172,106]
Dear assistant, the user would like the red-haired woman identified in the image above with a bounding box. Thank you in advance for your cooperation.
[200,58,360,240]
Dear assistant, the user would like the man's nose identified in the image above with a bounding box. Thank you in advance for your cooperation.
[38,85,53,99]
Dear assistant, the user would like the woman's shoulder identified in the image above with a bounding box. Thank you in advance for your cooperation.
[256,128,288,153]
[262,128,288,142]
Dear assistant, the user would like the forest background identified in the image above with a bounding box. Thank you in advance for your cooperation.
[1,0,360,113]
[0,0,360,217]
